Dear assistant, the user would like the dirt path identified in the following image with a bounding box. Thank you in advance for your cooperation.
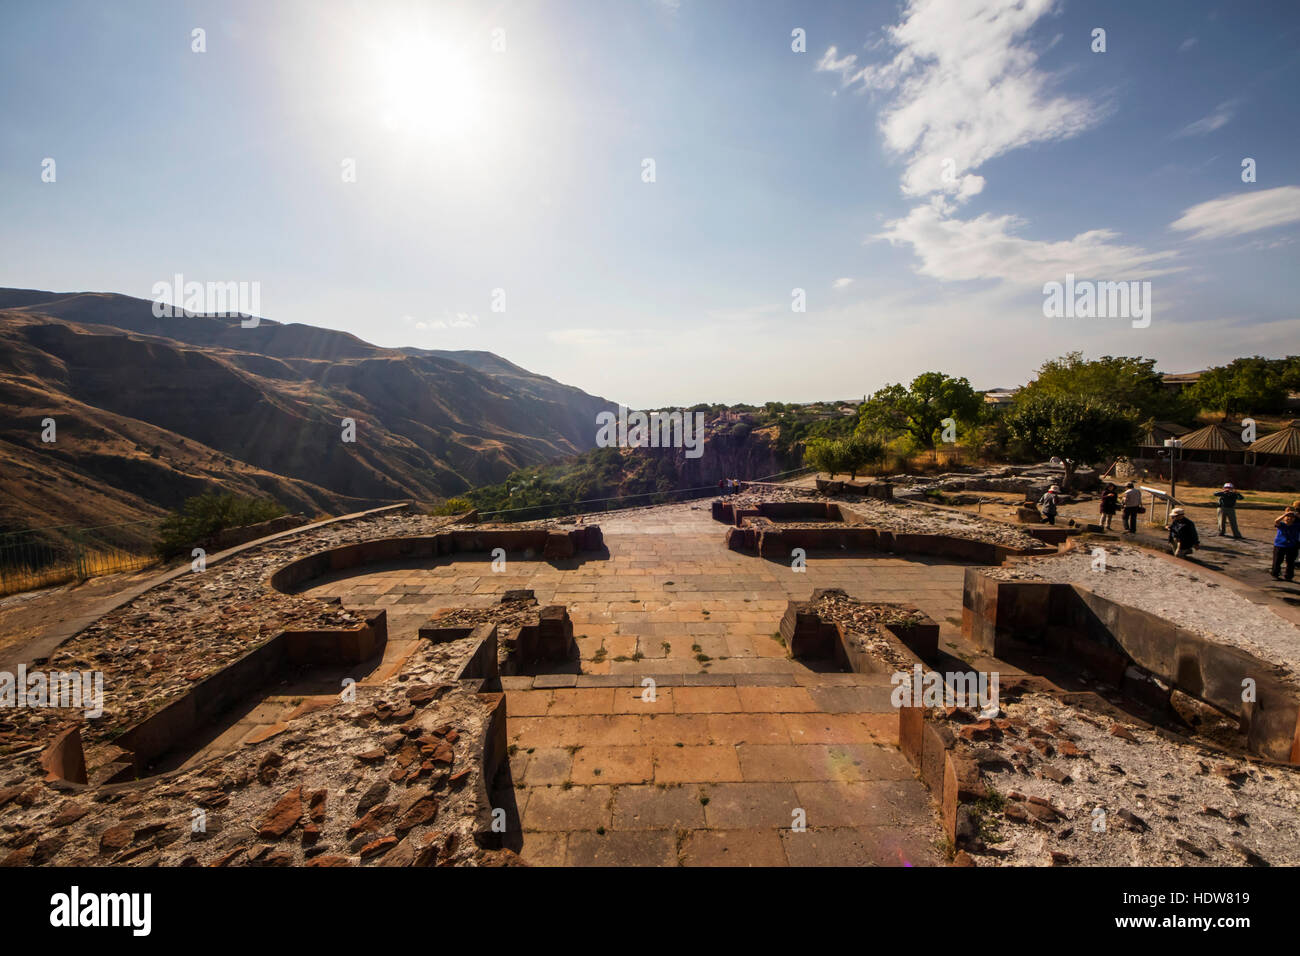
[0,568,160,660]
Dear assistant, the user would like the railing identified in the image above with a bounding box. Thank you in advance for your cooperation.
[1138,486,1182,526]
[0,518,160,598]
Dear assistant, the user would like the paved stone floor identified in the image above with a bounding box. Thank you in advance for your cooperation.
[299,502,972,865]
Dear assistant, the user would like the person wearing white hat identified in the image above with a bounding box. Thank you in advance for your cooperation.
[1166,506,1199,558]
[1213,482,1245,539]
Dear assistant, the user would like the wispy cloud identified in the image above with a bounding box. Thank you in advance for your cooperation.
[1169,186,1300,241]
[1178,36,1198,52]
[877,202,1179,285]
[823,0,1165,288]
[832,277,854,290]
[816,0,1102,201]
[1174,99,1239,138]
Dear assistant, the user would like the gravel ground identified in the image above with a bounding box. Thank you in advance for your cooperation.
[810,594,928,672]
[1,509,456,753]
[0,634,506,867]
[838,498,1045,550]
[959,692,1300,867]
[986,546,1300,685]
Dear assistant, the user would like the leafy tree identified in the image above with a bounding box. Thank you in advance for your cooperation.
[803,437,849,478]
[803,434,885,479]
[855,372,981,451]
[843,433,886,479]
[1004,394,1137,490]
[1018,352,1189,422]
[155,493,285,559]
[1187,357,1292,415]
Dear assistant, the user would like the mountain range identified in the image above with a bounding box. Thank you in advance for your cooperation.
[0,288,615,541]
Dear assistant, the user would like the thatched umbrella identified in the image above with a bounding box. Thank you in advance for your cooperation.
[1138,421,1191,448]
[1251,420,1300,469]
[1177,423,1248,463]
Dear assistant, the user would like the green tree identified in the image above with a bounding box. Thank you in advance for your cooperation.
[1005,394,1137,490]
[1017,352,1190,422]
[803,434,885,480]
[855,372,981,451]
[1187,357,1291,415]
[842,433,886,479]
[803,437,845,478]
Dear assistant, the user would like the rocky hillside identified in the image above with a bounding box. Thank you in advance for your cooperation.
[460,418,796,519]
[0,289,615,540]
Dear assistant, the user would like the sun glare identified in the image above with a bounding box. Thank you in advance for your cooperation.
[372,32,484,141]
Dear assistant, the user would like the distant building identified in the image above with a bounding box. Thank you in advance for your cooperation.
[1159,371,1205,392]
[982,387,1018,407]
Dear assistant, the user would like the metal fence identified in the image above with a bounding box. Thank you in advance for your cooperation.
[0,518,160,597]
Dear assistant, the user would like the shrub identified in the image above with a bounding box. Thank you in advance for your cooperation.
[431,497,474,516]
[155,493,285,559]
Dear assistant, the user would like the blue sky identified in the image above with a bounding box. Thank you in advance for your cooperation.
[2,0,1298,408]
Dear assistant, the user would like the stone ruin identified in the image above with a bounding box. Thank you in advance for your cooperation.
[3,487,1300,868]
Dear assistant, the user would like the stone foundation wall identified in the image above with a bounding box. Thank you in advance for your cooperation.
[962,569,1300,762]
[1117,457,1300,493]
[779,590,938,673]
[200,514,310,553]
[815,479,895,499]
[110,609,388,773]
[269,526,605,592]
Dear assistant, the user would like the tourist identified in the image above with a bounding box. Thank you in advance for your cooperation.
[718,478,727,496]
[1166,507,1199,558]
[1038,485,1060,525]
[1214,482,1245,539]
[1272,510,1299,581]
[1099,483,1118,531]
[1121,482,1143,534]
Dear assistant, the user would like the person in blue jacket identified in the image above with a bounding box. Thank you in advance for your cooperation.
[1272,510,1299,581]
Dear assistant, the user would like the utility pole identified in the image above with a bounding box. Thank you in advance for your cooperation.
[1166,438,1181,523]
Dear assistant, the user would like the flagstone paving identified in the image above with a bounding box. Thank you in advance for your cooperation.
[300,502,973,865]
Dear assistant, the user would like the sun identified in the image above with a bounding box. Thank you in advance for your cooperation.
[371,31,485,141]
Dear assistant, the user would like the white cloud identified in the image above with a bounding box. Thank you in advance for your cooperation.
[877,202,1179,285]
[1178,37,1198,52]
[832,277,854,289]
[1169,186,1300,241]
[1174,99,1239,138]
[816,0,1102,201]
[818,0,1169,289]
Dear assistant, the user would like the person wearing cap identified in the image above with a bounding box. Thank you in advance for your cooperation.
[1272,510,1299,581]
[1038,485,1060,525]
[1166,507,1199,558]
[1213,482,1245,539]
[1121,481,1143,534]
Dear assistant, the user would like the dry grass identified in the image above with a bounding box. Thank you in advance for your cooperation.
[0,547,158,599]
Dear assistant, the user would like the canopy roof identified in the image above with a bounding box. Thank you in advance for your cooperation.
[1139,421,1193,445]
[1252,421,1300,456]
[1177,423,1248,452]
